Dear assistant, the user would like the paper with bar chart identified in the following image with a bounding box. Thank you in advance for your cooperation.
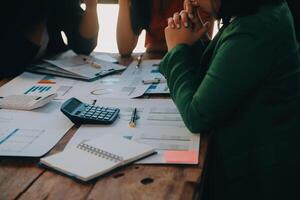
[65,98,200,164]
[0,71,146,100]
[0,72,77,100]
[0,101,73,157]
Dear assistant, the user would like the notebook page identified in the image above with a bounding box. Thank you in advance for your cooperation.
[40,147,118,181]
[86,134,154,161]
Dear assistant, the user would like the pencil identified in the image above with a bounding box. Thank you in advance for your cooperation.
[136,54,144,68]
[82,57,101,68]
[129,108,137,128]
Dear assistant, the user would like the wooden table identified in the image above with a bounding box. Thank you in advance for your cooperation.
[0,54,208,200]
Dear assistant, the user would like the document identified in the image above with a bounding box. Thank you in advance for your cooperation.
[128,59,169,94]
[0,68,152,100]
[65,98,200,164]
[0,72,78,100]
[28,51,126,81]
[0,59,168,101]
[0,101,73,157]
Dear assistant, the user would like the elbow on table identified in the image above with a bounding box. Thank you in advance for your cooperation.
[72,46,94,56]
[117,36,138,57]
[182,107,210,134]
[117,45,134,57]
[71,38,98,55]
[185,121,203,134]
[183,115,202,133]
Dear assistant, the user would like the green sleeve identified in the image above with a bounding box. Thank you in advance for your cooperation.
[159,33,274,133]
[159,40,207,77]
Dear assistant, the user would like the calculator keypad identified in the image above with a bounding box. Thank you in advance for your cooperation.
[79,105,119,122]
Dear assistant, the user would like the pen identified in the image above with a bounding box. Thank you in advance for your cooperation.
[142,78,166,84]
[136,53,144,68]
[82,57,101,68]
[129,108,138,128]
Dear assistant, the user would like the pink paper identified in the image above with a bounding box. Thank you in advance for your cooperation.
[164,150,198,164]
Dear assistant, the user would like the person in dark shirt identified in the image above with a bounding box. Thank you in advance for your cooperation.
[0,0,99,78]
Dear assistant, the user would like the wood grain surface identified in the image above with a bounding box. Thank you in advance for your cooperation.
[0,54,207,200]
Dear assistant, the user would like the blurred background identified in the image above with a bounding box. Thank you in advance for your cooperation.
[93,0,146,53]
[86,0,217,53]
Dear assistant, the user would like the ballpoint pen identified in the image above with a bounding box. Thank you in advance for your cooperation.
[92,99,97,105]
[129,108,138,128]
[142,78,167,84]
[136,53,144,68]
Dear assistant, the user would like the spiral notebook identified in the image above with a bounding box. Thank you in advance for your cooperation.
[40,135,155,181]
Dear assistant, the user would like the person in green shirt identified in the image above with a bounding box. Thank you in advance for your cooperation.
[160,0,300,199]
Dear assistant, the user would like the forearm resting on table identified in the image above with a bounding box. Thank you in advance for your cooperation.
[79,6,99,40]
[117,0,139,56]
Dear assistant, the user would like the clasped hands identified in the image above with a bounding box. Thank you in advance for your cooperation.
[165,0,213,51]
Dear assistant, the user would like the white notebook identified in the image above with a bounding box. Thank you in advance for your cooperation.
[40,134,155,181]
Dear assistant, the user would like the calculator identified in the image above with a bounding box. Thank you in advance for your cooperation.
[61,98,120,125]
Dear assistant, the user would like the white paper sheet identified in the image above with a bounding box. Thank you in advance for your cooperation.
[0,72,79,100]
[0,72,134,100]
[65,98,200,164]
[43,51,125,80]
[126,59,170,94]
[0,100,73,157]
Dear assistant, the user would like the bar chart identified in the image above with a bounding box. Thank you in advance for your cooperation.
[24,85,52,94]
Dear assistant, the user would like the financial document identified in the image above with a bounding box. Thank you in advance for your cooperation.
[0,101,73,157]
[30,50,126,81]
[127,59,169,94]
[0,72,79,100]
[0,69,149,100]
[65,98,200,164]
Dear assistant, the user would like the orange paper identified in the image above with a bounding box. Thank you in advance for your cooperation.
[164,151,198,164]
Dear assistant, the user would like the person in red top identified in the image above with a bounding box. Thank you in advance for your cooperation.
[117,0,213,56]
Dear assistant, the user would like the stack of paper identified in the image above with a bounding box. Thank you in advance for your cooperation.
[28,51,126,81]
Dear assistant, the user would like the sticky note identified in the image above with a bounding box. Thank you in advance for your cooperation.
[164,151,198,164]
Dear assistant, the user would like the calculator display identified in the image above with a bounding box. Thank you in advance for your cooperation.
[63,99,81,113]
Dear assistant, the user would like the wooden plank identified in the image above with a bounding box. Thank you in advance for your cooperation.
[18,171,93,200]
[0,158,44,200]
[0,77,47,198]
[0,124,77,200]
[87,165,201,200]
[0,78,10,87]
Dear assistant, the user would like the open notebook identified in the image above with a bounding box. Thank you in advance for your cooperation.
[40,135,155,181]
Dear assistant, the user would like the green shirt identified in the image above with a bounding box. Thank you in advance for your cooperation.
[160,2,300,199]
